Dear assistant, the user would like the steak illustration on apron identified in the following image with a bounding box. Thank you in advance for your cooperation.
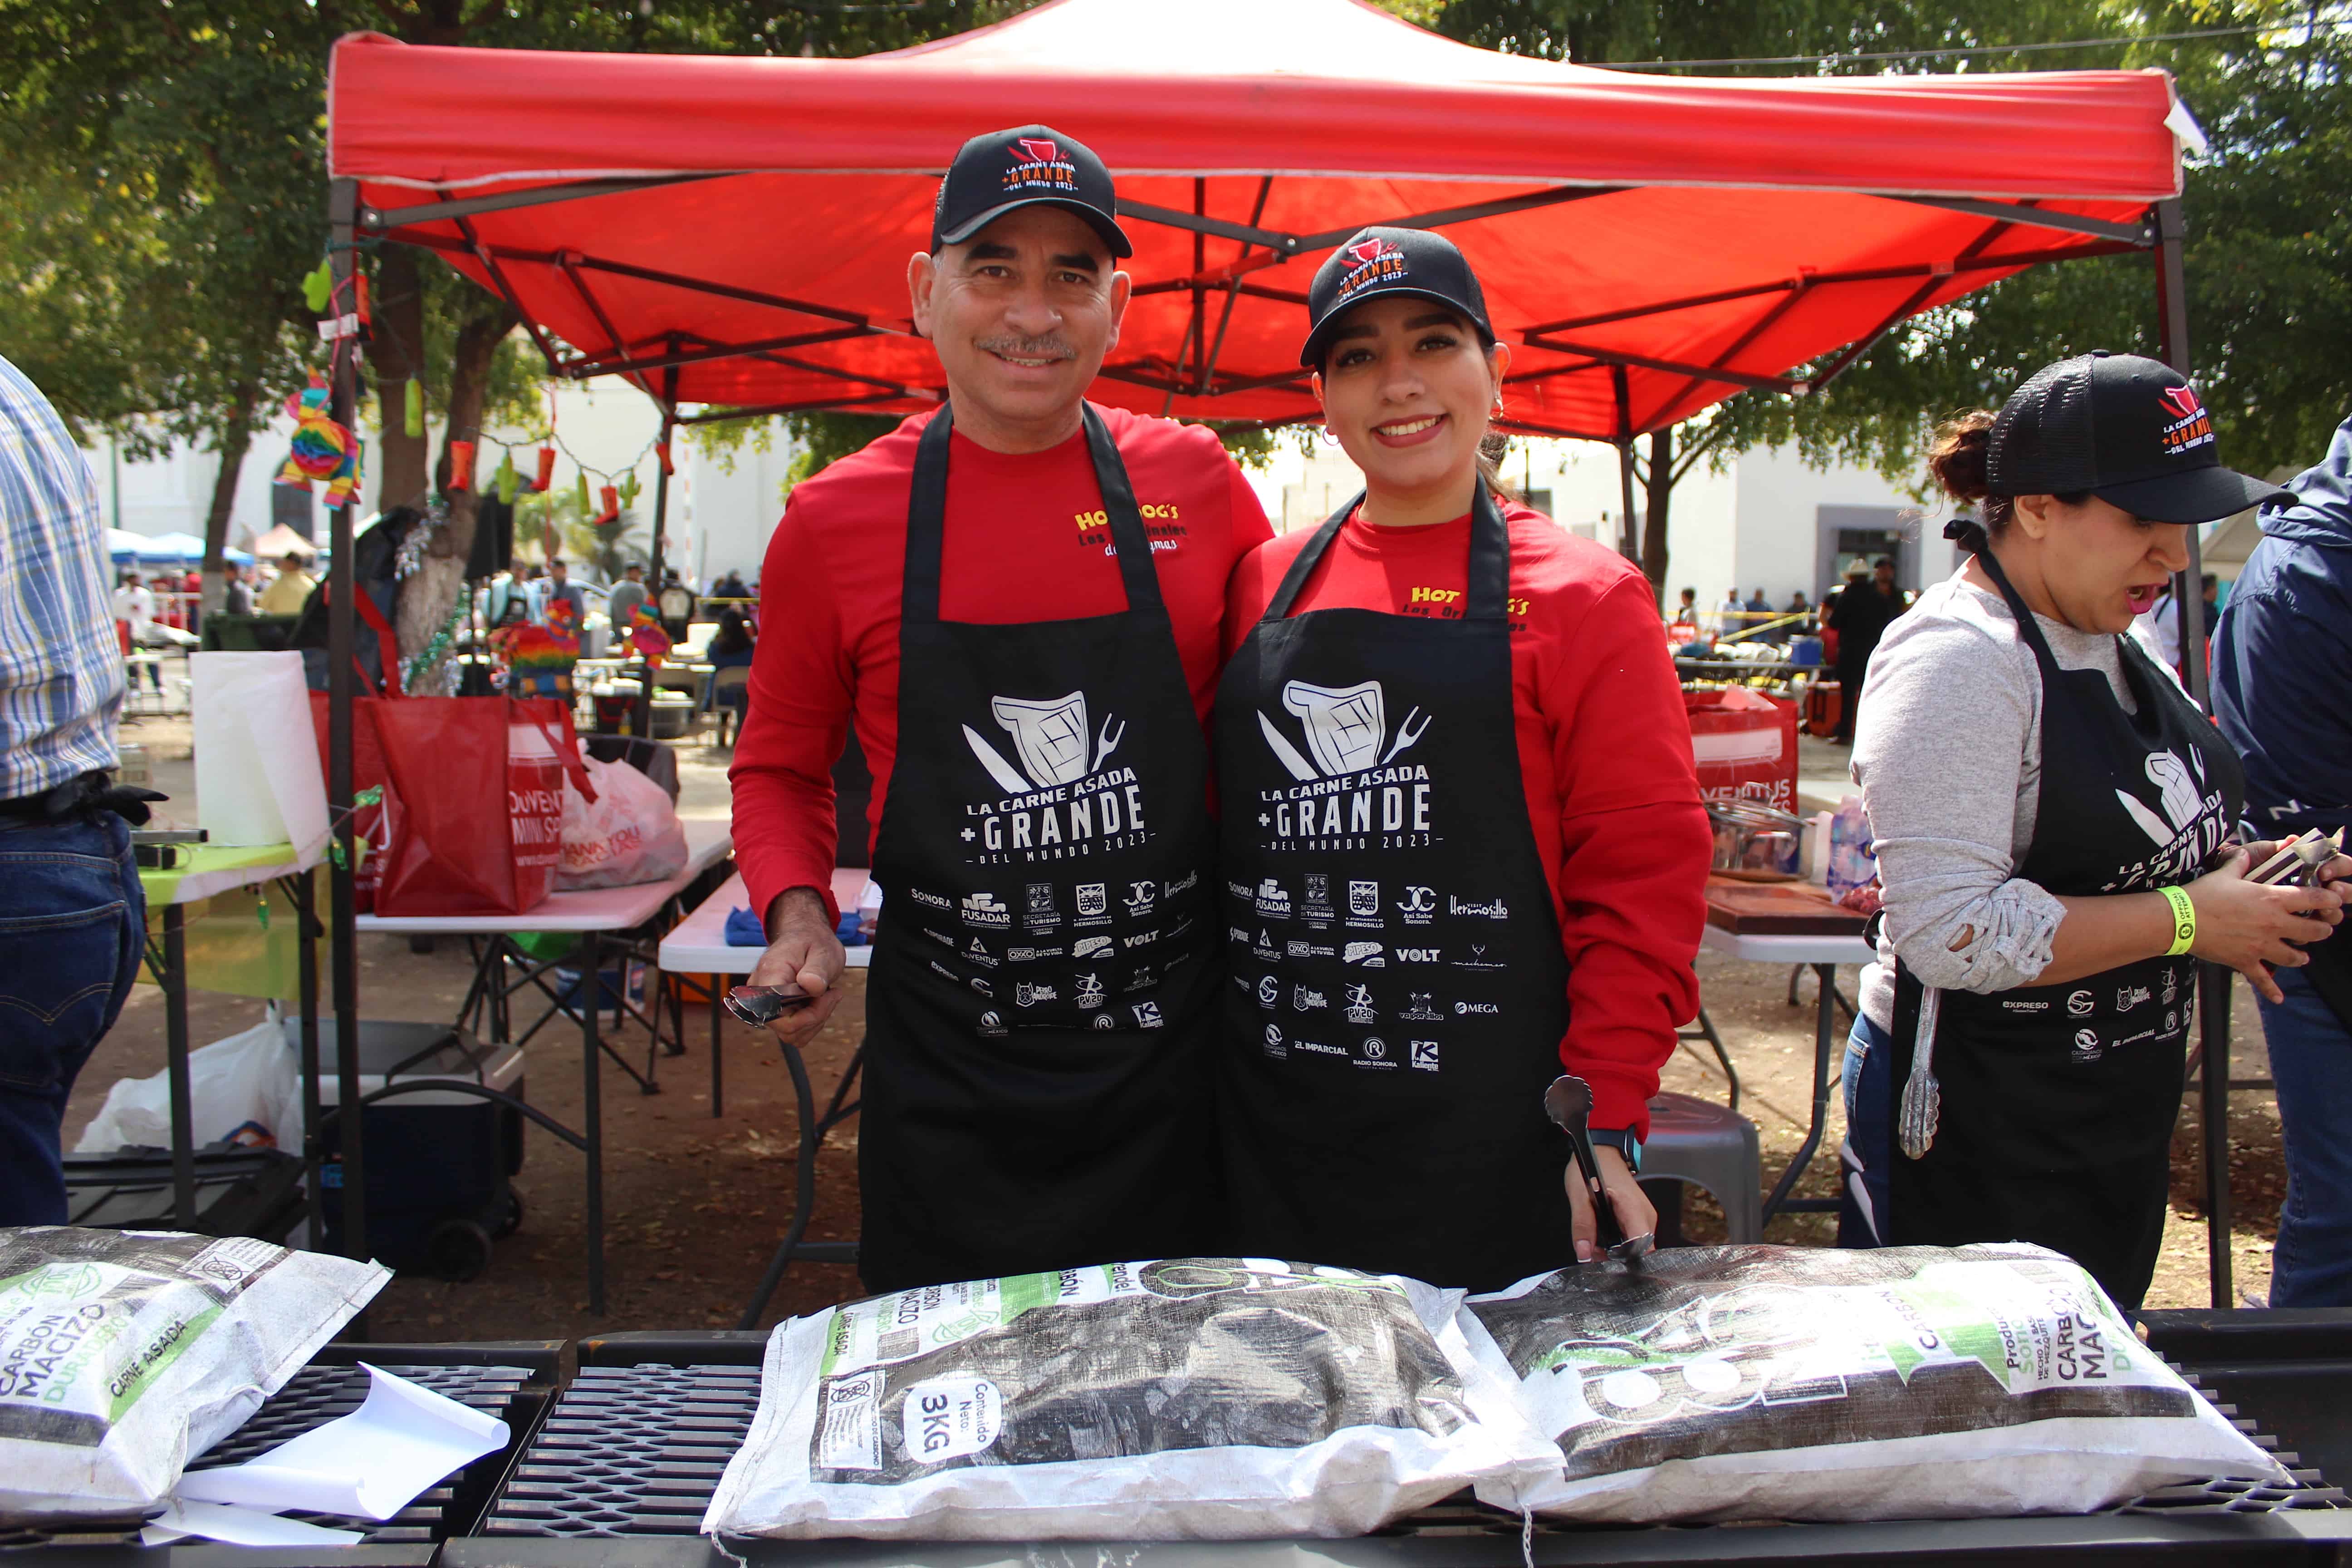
[1886,537,2245,1311]
[859,405,1220,1294]
[1216,485,1576,1291]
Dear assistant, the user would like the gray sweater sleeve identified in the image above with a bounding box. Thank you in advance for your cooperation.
[1852,598,2070,997]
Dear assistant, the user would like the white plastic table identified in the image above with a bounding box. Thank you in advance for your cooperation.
[353,819,732,1311]
[136,833,331,1237]
[658,865,873,1323]
[1698,913,1877,1226]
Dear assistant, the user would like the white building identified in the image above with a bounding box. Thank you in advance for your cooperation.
[1251,434,1958,611]
[91,357,1967,603]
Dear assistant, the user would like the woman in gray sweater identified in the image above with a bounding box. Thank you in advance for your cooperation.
[1841,352,2345,1311]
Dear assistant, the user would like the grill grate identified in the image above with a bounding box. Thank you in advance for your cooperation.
[474,1362,2341,1544]
[479,1365,762,1537]
[0,1362,531,1553]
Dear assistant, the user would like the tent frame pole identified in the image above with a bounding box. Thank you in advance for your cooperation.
[2152,193,2233,1315]
[1613,366,1639,561]
[325,176,369,1280]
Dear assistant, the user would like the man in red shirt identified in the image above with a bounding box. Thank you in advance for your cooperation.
[730,127,1272,1294]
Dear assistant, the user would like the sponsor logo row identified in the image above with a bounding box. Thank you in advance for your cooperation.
[1233,972,1499,1023]
[1228,876,1504,926]
[1259,1022,1440,1073]
[905,870,1200,931]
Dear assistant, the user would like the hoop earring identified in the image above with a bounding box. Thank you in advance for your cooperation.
[1318,425,1341,447]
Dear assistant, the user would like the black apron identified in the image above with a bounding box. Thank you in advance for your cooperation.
[1215,486,1575,1292]
[1886,542,2244,1312]
[859,405,1220,1294]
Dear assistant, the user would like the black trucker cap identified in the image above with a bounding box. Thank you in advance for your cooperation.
[931,125,1131,259]
[1987,352,2288,524]
[1301,227,1496,369]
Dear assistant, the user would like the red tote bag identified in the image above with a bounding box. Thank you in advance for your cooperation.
[309,691,397,911]
[371,696,593,917]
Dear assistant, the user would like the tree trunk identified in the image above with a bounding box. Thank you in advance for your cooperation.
[197,381,260,627]
[1640,424,1674,601]
[395,302,515,682]
[373,245,431,514]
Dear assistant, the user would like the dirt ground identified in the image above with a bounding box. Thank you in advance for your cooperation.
[64,701,2288,1341]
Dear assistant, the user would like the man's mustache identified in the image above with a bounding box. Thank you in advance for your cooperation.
[975,336,1076,361]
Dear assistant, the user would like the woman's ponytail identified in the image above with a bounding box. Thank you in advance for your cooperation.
[1928,411,2012,537]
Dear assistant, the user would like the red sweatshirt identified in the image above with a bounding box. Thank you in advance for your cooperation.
[731,404,1273,926]
[1224,502,1709,1135]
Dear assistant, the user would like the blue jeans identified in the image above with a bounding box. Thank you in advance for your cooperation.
[0,811,145,1224]
[1838,1011,1894,1248]
[2257,965,2352,1307]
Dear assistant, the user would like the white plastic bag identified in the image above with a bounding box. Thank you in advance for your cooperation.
[704,1258,1557,1541]
[1460,1243,2286,1525]
[72,1019,301,1155]
[0,1226,388,1522]
[557,757,687,890]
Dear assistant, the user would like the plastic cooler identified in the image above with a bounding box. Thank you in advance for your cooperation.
[292,1018,527,1281]
[1684,688,1799,814]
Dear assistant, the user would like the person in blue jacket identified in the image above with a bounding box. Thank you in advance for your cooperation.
[2214,408,2352,1308]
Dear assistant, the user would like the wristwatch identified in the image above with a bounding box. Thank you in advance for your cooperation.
[1587,1128,1642,1174]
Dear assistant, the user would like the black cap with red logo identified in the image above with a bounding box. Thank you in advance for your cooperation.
[1987,352,2287,524]
[1301,227,1495,369]
[930,124,1132,260]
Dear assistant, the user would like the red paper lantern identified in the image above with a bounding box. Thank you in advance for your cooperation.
[447,438,475,492]
[534,446,557,491]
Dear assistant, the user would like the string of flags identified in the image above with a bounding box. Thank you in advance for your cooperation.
[285,251,675,514]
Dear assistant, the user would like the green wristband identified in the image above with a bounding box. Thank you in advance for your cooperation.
[2159,885,2196,956]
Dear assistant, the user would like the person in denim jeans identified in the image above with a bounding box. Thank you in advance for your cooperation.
[0,353,150,1224]
[2215,407,2352,1308]
[0,804,147,1222]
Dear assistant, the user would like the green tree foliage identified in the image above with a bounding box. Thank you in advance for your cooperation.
[1431,2,2350,593]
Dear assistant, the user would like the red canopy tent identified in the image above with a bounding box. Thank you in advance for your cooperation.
[328,0,2193,446]
[318,0,2239,1307]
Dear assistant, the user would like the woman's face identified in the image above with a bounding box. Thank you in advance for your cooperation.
[1314,296,1504,502]
[2015,493,2192,634]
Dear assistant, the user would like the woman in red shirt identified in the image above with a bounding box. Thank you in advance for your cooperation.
[1215,228,1710,1289]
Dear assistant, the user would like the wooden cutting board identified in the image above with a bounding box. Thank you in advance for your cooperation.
[1705,875,1870,936]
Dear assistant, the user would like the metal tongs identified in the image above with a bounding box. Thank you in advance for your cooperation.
[722,983,813,1026]
[1544,1073,1655,1266]
[2246,828,2345,888]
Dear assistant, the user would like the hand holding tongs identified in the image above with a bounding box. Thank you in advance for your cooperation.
[723,983,813,1026]
[1544,1073,1655,1266]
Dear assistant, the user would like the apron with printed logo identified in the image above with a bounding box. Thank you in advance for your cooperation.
[859,405,1220,1294]
[1214,485,1575,1291]
[1886,543,2244,1311]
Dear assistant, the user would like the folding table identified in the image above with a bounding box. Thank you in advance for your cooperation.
[352,819,732,1311]
[657,866,870,1324]
[1696,877,1875,1225]
[136,834,333,1243]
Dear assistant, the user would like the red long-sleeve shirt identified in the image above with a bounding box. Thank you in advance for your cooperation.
[1223,503,1709,1135]
[730,404,1273,926]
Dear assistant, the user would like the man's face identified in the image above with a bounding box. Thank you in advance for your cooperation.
[1874,563,1895,591]
[909,205,1128,438]
[550,562,568,583]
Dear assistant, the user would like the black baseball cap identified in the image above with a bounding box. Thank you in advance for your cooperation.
[1987,352,2287,524]
[930,125,1131,260]
[1300,227,1495,369]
